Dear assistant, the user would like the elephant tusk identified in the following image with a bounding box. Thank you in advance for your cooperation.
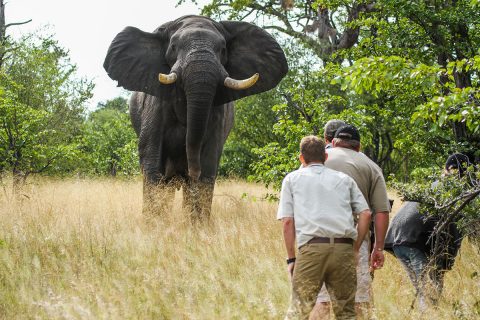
[224,73,259,90]
[158,72,177,85]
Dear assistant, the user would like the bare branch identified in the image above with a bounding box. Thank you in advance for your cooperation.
[5,19,31,29]
[421,186,480,273]
[435,189,480,234]
[239,8,256,21]
[435,189,480,211]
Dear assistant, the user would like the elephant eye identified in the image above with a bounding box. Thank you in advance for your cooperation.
[170,44,176,52]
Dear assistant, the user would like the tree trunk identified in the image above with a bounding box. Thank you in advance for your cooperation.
[0,0,5,68]
[12,168,27,194]
[0,1,31,68]
[0,0,5,42]
[451,70,472,141]
[110,161,117,177]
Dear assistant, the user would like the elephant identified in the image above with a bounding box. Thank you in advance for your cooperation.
[103,15,288,219]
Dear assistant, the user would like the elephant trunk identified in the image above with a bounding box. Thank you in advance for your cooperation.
[183,57,220,181]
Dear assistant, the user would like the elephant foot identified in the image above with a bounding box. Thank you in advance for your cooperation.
[189,203,211,223]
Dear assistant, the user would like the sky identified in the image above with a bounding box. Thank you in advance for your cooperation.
[6,0,207,111]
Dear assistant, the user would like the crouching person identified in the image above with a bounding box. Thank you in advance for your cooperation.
[278,135,372,320]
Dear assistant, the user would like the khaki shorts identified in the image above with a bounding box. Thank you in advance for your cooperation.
[316,238,372,303]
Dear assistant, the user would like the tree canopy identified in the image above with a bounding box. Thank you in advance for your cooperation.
[181,0,479,184]
[179,0,480,236]
[1,1,478,195]
[81,97,139,177]
[0,33,93,186]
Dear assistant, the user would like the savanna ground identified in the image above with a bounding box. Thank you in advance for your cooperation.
[0,178,479,319]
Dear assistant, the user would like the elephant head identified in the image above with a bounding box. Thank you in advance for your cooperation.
[103,15,288,180]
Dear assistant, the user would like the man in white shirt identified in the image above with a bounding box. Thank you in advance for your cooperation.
[278,135,371,320]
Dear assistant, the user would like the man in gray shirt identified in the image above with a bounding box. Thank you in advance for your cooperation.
[278,135,371,320]
[313,125,391,319]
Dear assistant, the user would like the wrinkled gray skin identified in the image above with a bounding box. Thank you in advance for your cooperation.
[104,15,288,218]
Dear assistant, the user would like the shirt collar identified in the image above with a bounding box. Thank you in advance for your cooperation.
[306,163,324,167]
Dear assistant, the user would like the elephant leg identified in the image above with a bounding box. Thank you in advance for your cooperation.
[143,178,176,216]
[182,178,214,222]
[182,179,202,220]
[138,97,177,215]
[182,180,198,220]
[140,138,172,215]
[142,153,168,216]
[197,178,215,219]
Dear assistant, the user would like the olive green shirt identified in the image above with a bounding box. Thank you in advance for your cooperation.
[325,147,391,214]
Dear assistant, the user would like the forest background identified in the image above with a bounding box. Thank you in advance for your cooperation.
[1,1,479,239]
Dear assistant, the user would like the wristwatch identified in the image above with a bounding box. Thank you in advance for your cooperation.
[286,257,296,264]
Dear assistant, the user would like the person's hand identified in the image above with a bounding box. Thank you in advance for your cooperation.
[287,262,295,281]
[370,249,385,270]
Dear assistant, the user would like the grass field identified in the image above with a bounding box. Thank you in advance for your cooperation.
[0,178,479,319]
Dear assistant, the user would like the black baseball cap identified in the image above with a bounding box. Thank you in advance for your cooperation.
[445,153,471,174]
[334,124,361,142]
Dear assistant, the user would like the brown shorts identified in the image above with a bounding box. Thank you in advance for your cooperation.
[285,242,356,320]
[316,238,372,303]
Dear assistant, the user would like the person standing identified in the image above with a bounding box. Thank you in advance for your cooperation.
[312,125,391,319]
[278,135,371,320]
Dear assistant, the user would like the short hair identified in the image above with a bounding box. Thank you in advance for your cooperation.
[300,135,326,164]
[332,138,361,150]
[323,119,346,142]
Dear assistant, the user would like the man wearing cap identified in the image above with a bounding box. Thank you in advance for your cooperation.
[312,124,391,319]
[278,135,371,320]
[444,153,472,177]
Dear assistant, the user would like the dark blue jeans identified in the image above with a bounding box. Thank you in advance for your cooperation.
[393,246,444,310]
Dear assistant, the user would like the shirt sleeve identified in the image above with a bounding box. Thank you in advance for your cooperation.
[349,178,369,214]
[277,174,294,220]
[369,171,391,213]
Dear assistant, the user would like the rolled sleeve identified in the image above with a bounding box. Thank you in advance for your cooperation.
[349,179,369,214]
[277,175,294,220]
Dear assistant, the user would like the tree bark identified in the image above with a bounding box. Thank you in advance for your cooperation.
[246,1,376,62]
[305,3,376,61]
[0,0,5,67]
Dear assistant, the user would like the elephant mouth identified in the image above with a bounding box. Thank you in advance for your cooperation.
[158,71,259,90]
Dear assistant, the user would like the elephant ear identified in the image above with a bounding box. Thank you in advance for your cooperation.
[103,26,171,97]
[214,21,288,106]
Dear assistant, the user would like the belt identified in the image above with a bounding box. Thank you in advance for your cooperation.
[308,237,353,244]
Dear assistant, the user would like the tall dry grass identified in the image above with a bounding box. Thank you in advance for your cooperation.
[0,178,478,319]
